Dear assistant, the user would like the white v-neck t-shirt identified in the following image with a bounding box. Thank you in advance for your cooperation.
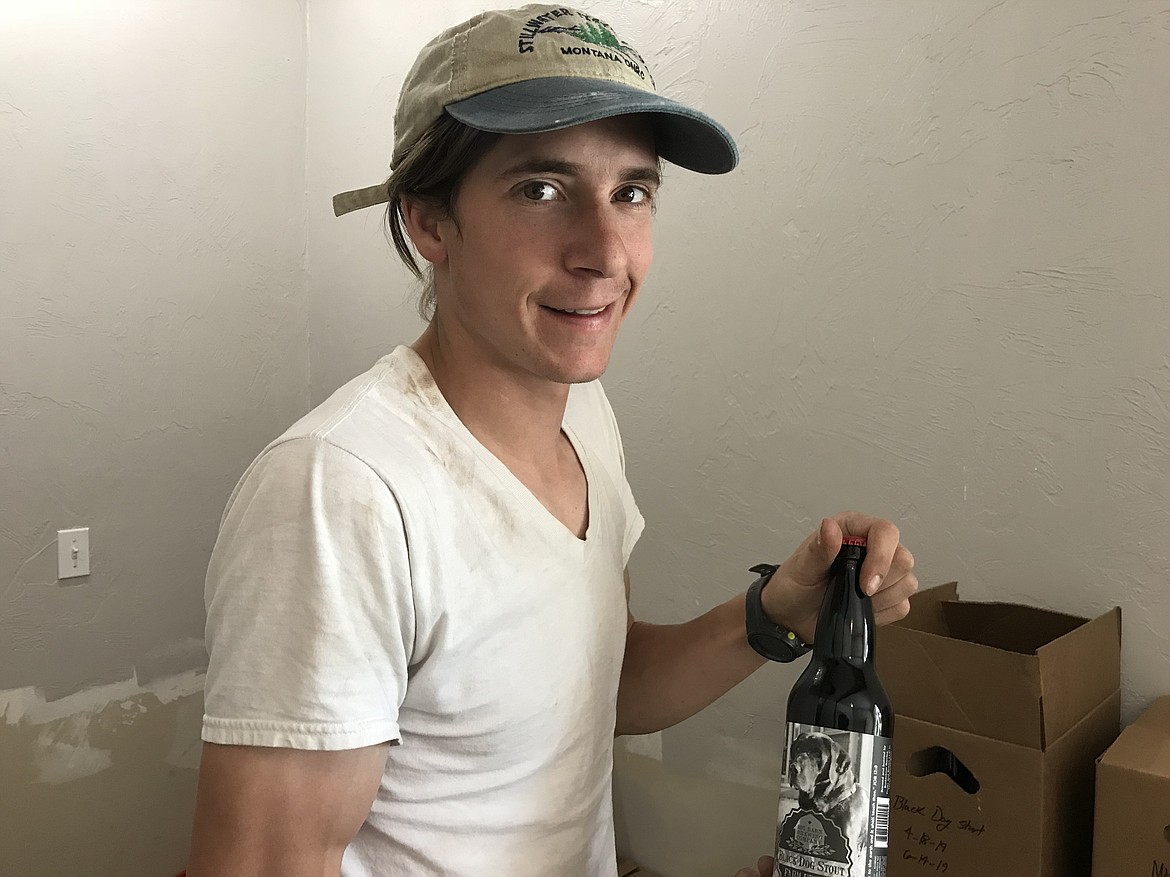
[201,346,644,876]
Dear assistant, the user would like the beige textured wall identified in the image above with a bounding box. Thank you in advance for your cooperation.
[0,1,307,873]
[309,1,1169,874]
[605,2,1170,873]
[2,0,1166,874]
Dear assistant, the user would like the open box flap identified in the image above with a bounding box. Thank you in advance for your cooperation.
[1036,606,1121,745]
[881,622,1044,746]
[880,584,1120,749]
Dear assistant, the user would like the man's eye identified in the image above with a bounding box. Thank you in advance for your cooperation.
[521,181,559,201]
[616,185,651,204]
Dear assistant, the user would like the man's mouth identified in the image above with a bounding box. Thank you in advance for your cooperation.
[544,305,609,316]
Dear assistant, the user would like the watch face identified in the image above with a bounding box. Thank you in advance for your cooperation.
[777,637,805,661]
[750,632,804,663]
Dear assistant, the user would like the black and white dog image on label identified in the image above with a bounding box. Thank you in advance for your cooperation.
[787,731,870,855]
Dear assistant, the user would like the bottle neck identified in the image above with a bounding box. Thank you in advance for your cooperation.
[811,546,877,664]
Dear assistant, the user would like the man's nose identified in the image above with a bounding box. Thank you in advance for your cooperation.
[565,203,626,279]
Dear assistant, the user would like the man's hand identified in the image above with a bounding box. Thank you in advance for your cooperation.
[760,512,918,644]
[733,855,775,877]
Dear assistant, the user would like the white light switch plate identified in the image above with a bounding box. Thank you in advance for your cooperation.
[58,528,90,578]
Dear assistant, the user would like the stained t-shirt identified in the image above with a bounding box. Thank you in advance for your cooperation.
[202,345,644,875]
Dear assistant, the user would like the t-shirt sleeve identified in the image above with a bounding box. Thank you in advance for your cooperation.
[201,437,414,750]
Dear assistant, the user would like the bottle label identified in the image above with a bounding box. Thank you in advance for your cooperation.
[773,722,892,877]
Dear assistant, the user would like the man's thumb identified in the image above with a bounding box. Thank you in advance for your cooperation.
[801,517,842,572]
[816,517,843,563]
[783,517,842,587]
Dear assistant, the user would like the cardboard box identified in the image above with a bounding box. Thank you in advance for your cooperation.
[1091,696,1170,877]
[877,582,1121,877]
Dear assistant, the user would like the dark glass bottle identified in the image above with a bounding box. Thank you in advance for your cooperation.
[787,536,894,736]
[772,536,894,877]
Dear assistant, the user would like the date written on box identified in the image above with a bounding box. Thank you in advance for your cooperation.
[892,795,986,873]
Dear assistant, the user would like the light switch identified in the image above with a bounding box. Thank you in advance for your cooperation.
[57,528,90,579]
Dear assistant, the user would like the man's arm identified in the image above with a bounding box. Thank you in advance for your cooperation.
[186,741,391,877]
[616,513,917,736]
[616,576,767,736]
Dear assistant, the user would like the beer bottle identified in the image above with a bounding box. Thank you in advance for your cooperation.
[773,535,893,877]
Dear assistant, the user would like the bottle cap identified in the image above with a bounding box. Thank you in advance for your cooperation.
[842,536,868,547]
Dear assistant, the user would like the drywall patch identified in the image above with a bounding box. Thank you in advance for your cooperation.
[30,712,114,784]
[1,668,204,784]
[1,670,205,876]
[620,730,665,761]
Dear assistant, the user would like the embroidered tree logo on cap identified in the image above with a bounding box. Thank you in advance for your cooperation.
[515,10,652,83]
[569,20,622,49]
[535,22,627,51]
[538,22,643,66]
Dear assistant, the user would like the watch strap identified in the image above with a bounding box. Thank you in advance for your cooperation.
[745,563,812,663]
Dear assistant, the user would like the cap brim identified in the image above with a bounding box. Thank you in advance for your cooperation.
[445,77,739,175]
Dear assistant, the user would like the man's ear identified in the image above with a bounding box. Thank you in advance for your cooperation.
[400,197,448,266]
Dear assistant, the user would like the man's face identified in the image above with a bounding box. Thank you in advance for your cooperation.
[428,115,658,387]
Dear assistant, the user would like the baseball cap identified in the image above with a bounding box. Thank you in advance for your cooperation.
[332,4,739,217]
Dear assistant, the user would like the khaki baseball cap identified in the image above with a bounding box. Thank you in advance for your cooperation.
[332,4,739,217]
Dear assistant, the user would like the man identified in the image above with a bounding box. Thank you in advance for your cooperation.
[186,5,917,876]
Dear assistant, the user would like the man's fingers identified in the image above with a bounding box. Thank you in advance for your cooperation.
[894,545,915,576]
[821,511,902,596]
[850,517,900,596]
[780,513,913,601]
[872,545,915,595]
[875,600,912,626]
[873,567,918,625]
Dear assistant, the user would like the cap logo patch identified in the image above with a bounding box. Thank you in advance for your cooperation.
[517,8,651,83]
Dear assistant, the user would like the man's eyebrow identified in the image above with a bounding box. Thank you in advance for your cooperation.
[621,165,662,187]
[497,158,662,187]
[497,158,580,180]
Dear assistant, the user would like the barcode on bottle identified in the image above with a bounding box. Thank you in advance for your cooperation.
[874,796,890,849]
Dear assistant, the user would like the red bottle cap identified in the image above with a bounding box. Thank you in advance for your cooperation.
[842,536,867,547]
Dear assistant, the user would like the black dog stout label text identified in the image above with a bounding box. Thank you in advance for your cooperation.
[773,722,891,877]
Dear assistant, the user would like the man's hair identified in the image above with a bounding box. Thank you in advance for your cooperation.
[385,113,501,321]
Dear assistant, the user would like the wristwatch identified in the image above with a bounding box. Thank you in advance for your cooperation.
[745,563,812,663]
